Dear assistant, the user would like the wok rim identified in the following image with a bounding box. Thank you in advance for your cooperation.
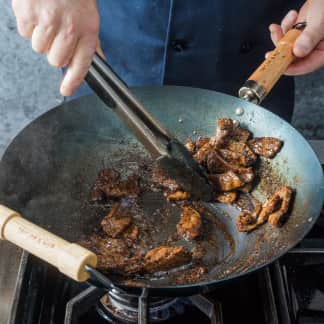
[1,85,323,294]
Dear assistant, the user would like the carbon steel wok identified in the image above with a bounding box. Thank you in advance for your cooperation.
[0,25,323,297]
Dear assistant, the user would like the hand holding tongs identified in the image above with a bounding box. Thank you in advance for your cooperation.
[85,53,214,201]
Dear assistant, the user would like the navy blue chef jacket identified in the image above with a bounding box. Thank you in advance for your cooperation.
[72,0,304,122]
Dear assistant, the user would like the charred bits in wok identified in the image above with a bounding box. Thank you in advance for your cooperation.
[81,118,294,282]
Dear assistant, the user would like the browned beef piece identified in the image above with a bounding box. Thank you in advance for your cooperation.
[196,136,210,149]
[175,266,208,284]
[248,137,283,158]
[238,182,253,193]
[144,246,192,273]
[177,206,202,241]
[206,150,229,173]
[225,142,257,166]
[215,191,237,204]
[259,186,293,226]
[205,150,254,184]
[185,139,196,154]
[231,126,252,143]
[91,169,120,201]
[91,169,140,200]
[79,235,143,275]
[210,118,234,147]
[236,167,255,183]
[167,191,191,201]
[152,166,182,191]
[237,211,259,232]
[123,225,139,242]
[208,171,244,191]
[193,142,213,164]
[101,202,132,238]
[236,197,262,232]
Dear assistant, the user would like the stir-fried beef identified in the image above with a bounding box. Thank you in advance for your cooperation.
[226,142,257,166]
[79,235,143,275]
[248,137,283,158]
[215,191,237,204]
[85,117,293,280]
[167,191,191,201]
[260,186,293,226]
[210,118,234,147]
[237,197,262,232]
[144,246,192,273]
[152,166,182,192]
[209,171,244,191]
[185,138,196,154]
[177,206,202,241]
[101,202,132,238]
[91,169,140,201]
[231,126,251,143]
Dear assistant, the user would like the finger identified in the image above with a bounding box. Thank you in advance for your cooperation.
[294,0,324,57]
[47,26,79,67]
[60,35,97,96]
[16,18,35,39]
[96,39,106,59]
[281,10,298,33]
[31,25,56,53]
[265,50,274,59]
[285,46,324,75]
[269,24,283,46]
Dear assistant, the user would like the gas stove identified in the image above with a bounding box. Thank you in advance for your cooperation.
[1,140,324,324]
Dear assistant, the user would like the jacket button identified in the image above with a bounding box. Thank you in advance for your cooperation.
[240,41,254,54]
[170,39,187,52]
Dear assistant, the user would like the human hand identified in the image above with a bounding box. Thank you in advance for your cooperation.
[12,0,100,96]
[268,0,324,75]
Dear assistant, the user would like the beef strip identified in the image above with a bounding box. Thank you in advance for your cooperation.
[208,171,244,191]
[80,235,143,275]
[231,126,252,143]
[215,191,237,204]
[144,246,192,273]
[248,137,283,158]
[259,186,293,226]
[167,191,191,201]
[152,166,182,191]
[193,141,213,164]
[237,197,262,232]
[185,139,196,154]
[225,142,257,166]
[206,150,254,184]
[122,225,139,242]
[101,202,132,238]
[196,136,210,149]
[210,118,234,147]
[177,206,202,241]
[91,169,140,200]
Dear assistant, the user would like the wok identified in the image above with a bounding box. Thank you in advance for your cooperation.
[0,24,323,297]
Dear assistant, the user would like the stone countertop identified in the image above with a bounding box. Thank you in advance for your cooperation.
[1,1,324,158]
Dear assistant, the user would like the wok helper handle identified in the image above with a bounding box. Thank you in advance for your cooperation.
[0,205,97,282]
[239,23,305,104]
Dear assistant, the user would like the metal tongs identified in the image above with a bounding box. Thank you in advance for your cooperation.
[85,53,213,201]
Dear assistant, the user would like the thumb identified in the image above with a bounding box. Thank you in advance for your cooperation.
[294,0,324,57]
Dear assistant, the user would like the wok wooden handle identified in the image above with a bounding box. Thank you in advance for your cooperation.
[239,23,305,104]
[0,205,97,282]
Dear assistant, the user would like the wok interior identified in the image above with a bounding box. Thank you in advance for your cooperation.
[0,86,322,289]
